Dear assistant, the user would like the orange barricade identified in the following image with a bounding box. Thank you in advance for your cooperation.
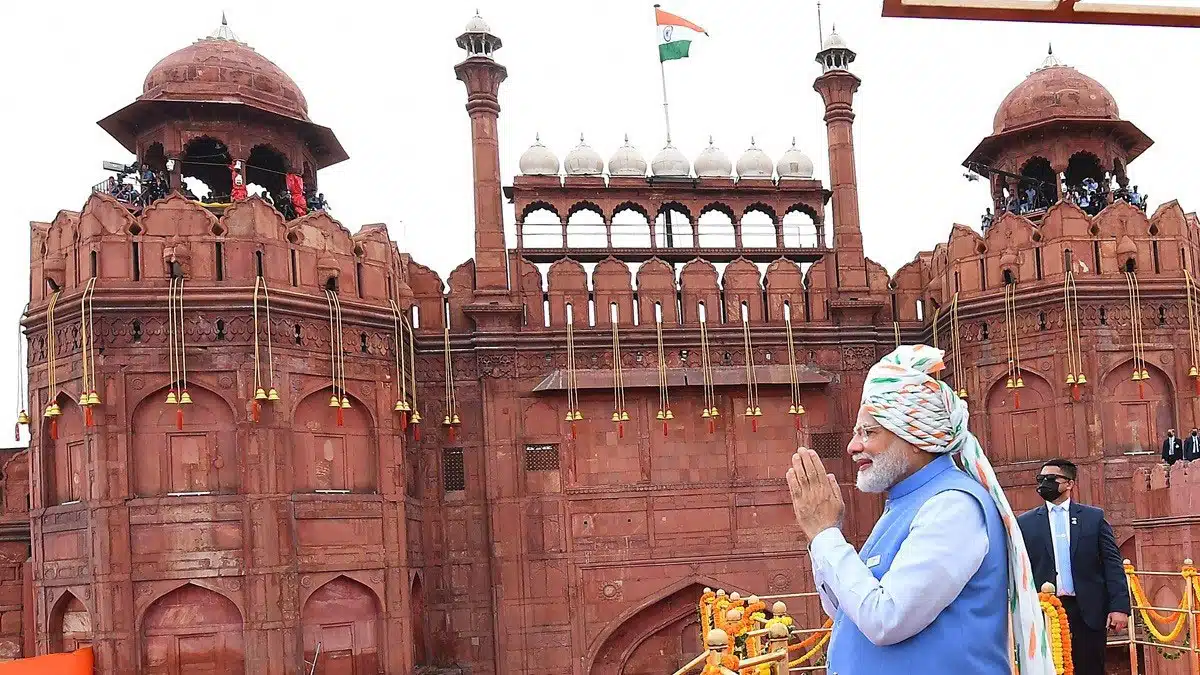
[0,648,93,675]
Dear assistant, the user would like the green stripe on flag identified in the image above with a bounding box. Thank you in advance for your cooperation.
[659,40,691,61]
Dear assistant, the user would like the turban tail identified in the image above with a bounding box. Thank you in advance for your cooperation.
[861,345,1054,675]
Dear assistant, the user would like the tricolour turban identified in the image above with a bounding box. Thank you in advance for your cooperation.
[861,345,1055,675]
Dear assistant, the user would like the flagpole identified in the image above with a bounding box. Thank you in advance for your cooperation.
[654,4,672,143]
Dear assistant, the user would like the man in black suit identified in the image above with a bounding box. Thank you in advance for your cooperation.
[1163,429,1182,465]
[1017,459,1129,675]
[1185,428,1200,461]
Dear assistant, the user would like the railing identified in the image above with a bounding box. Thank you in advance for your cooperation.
[672,589,830,675]
[1122,557,1200,674]
[515,222,828,263]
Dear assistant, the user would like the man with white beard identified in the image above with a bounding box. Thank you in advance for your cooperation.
[786,346,1054,675]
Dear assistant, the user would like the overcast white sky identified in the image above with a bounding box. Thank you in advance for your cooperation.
[2,1,1199,441]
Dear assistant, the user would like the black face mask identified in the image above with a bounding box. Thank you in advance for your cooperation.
[1036,476,1063,501]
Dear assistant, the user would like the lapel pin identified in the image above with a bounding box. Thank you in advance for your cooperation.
[1071,517,1077,525]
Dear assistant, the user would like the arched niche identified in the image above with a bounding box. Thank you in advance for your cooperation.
[1100,360,1173,456]
[49,591,91,654]
[566,202,606,248]
[985,370,1054,465]
[696,203,735,248]
[765,258,805,324]
[292,388,376,493]
[141,584,245,674]
[43,393,85,506]
[181,136,233,201]
[246,144,290,203]
[130,385,239,498]
[610,202,651,248]
[655,203,693,249]
[411,574,428,668]
[589,581,720,675]
[546,259,588,328]
[301,576,383,674]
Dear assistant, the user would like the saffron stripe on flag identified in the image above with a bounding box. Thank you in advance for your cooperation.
[659,40,691,62]
[654,7,707,34]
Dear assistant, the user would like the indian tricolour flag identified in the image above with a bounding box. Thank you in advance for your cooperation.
[655,5,707,62]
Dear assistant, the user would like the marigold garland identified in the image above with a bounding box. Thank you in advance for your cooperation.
[1038,591,1073,675]
[1124,562,1191,644]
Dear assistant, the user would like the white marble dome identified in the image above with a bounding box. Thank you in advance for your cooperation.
[518,135,559,176]
[776,138,814,179]
[608,135,647,176]
[651,143,690,177]
[564,134,604,176]
[465,12,491,33]
[736,138,773,179]
[822,28,848,51]
[694,137,732,178]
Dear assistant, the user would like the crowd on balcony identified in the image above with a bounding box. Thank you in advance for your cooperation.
[94,164,330,219]
[983,174,1147,231]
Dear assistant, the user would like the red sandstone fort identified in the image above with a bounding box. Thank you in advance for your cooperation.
[5,11,1198,675]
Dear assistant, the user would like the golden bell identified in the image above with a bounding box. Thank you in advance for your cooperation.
[611,411,621,422]
[664,410,674,420]
[1075,373,1087,385]
[1065,374,1076,385]
[42,406,52,419]
[255,388,268,401]
[49,403,61,417]
[451,413,460,424]
[180,391,193,405]
[411,411,422,423]
[1015,378,1024,388]
[959,389,969,400]
[443,415,452,425]
[564,411,575,422]
[1191,366,1199,378]
[710,407,720,418]
[796,405,805,415]
[340,397,351,409]
[701,408,711,419]
[401,400,411,412]
[753,406,763,417]
[268,388,280,401]
[396,400,407,412]
[1005,378,1014,389]
[573,410,583,421]
[16,410,29,425]
[88,391,101,406]
[620,411,629,422]
[745,406,754,416]
[166,391,178,405]
[788,404,798,415]
[1141,369,1149,380]
[656,410,665,420]
[1131,371,1142,381]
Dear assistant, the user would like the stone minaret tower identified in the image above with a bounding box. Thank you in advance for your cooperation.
[454,13,510,297]
[813,28,868,293]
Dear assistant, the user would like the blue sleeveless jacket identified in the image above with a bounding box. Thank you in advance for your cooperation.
[824,454,1010,674]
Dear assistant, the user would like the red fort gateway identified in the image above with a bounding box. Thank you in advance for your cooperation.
[6,12,1199,675]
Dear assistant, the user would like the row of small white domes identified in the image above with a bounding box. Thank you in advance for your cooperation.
[519,135,815,180]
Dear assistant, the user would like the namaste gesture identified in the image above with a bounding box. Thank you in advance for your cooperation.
[786,447,845,541]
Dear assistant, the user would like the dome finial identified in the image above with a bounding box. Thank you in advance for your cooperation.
[579,133,585,144]
[624,133,630,143]
[791,136,797,147]
[750,136,757,147]
[1038,43,1065,70]
[208,12,241,41]
[708,135,714,145]
[534,132,541,143]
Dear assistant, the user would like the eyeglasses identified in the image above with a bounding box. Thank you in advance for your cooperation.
[1036,474,1070,484]
[852,424,882,442]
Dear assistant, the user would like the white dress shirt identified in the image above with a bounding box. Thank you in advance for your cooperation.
[809,490,989,646]
[1046,499,1073,596]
